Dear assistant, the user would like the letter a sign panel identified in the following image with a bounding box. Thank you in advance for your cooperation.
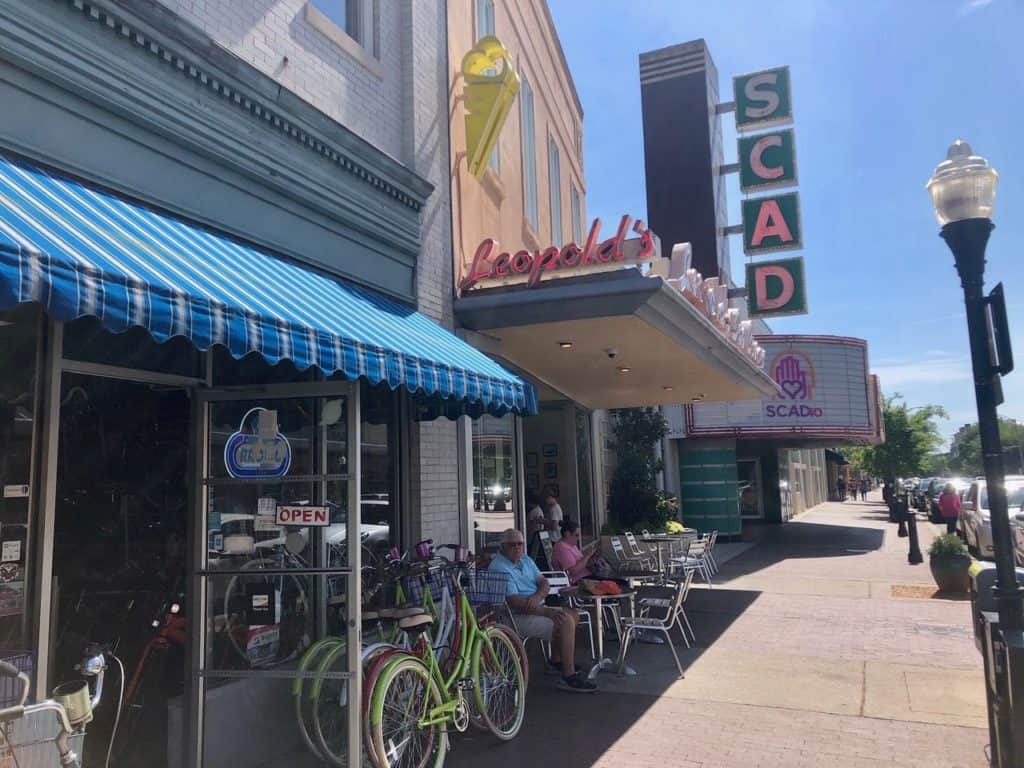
[742,192,802,255]
[733,66,793,132]
[746,257,807,318]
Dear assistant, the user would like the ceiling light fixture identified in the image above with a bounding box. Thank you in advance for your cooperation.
[662,385,674,391]
[617,366,631,373]
[558,341,573,349]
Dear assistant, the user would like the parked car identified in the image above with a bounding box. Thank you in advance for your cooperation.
[960,476,1024,559]
[913,478,937,512]
[1011,509,1024,567]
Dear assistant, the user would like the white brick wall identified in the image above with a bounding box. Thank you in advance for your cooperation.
[155,0,463,545]
[154,0,405,162]
[409,417,462,545]
[399,0,462,544]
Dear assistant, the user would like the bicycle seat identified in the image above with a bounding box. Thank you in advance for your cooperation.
[392,606,426,619]
[398,613,434,631]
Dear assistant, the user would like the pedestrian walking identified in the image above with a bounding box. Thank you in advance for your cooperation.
[860,478,868,501]
[837,477,846,501]
[937,482,962,535]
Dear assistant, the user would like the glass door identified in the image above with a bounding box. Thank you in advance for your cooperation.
[190,384,360,768]
[737,459,763,519]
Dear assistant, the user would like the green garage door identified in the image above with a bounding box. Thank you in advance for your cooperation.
[679,448,741,535]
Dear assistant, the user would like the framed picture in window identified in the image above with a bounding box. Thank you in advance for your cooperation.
[543,462,558,480]
[526,473,539,490]
[542,443,558,458]
[525,452,538,469]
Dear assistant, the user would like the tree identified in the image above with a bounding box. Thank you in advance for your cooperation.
[607,407,669,532]
[847,394,946,480]
[949,418,1024,476]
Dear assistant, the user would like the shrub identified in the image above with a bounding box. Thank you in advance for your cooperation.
[928,533,968,559]
[607,408,668,532]
[665,520,686,534]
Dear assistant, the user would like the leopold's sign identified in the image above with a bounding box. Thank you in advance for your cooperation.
[458,215,656,292]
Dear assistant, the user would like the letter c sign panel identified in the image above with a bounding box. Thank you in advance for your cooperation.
[738,129,797,193]
[746,257,807,318]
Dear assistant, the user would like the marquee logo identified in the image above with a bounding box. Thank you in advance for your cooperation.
[771,351,816,400]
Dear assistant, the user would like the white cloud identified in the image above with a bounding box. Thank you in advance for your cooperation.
[959,0,995,15]
[873,355,971,388]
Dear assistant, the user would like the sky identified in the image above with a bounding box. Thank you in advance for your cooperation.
[547,0,1024,447]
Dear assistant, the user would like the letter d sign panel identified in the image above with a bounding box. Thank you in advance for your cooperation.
[746,257,807,318]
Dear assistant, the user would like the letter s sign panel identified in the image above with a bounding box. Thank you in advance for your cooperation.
[733,66,792,132]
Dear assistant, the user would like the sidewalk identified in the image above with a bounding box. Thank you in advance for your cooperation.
[448,494,988,768]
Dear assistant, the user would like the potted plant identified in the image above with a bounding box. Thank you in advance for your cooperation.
[928,533,972,593]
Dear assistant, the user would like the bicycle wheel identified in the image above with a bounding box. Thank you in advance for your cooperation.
[362,647,415,768]
[369,657,446,768]
[295,637,344,761]
[472,625,525,741]
[487,623,529,690]
[309,640,350,767]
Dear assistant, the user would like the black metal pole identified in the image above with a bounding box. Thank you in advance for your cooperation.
[941,217,1024,633]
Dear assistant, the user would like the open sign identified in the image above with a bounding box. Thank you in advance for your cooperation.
[276,505,330,527]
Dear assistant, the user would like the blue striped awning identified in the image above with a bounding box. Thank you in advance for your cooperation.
[0,155,536,416]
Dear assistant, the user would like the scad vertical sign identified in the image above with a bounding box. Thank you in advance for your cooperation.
[733,65,808,319]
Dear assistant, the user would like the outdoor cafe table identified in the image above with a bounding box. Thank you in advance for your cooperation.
[640,531,698,576]
[565,587,637,679]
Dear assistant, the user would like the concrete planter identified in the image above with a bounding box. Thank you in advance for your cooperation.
[929,553,972,593]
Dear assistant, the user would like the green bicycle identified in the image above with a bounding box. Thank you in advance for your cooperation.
[368,565,525,768]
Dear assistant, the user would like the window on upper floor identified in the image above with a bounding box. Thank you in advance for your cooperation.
[475,0,499,173]
[307,0,379,62]
[521,74,538,232]
[549,137,562,246]
[570,183,582,244]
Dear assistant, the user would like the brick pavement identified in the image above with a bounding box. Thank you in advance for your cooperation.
[447,494,990,768]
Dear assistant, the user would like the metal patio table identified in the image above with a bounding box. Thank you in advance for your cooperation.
[640,531,698,577]
[568,588,637,678]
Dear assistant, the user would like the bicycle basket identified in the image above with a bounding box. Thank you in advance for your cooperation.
[400,568,455,606]
[465,569,509,607]
[0,653,31,708]
[0,712,85,767]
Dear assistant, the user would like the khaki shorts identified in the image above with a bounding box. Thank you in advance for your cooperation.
[513,613,554,640]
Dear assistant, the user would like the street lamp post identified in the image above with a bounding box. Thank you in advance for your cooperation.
[929,140,1023,766]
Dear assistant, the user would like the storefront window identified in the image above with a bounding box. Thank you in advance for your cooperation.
[359,381,399,566]
[470,414,517,553]
[212,346,316,386]
[63,315,204,378]
[0,306,41,652]
[50,372,191,767]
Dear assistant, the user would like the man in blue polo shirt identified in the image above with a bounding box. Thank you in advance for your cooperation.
[489,528,596,692]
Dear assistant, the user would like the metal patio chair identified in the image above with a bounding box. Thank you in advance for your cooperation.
[669,536,713,587]
[616,569,695,678]
[610,536,654,571]
[541,570,595,659]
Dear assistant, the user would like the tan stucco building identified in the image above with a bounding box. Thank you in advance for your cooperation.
[448,0,585,287]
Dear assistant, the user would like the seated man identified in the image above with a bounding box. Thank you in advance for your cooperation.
[489,528,596,693]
